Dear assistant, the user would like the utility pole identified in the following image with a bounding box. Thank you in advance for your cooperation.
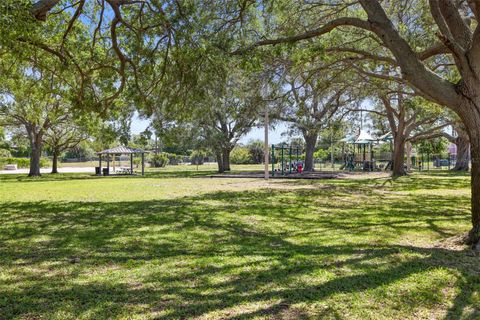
[264,107,269,180]
[330,120,334,170]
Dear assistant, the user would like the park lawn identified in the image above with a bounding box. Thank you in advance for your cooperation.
[0,170,478,319]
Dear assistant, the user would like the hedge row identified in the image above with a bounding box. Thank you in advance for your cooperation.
[0,157,50,169]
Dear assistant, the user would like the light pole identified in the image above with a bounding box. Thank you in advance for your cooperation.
[264,107,269,180]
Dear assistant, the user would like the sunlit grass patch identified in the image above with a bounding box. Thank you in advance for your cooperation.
[0,170,477,319]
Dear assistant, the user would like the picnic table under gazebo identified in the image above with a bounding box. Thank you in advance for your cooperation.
[96,146,147,176]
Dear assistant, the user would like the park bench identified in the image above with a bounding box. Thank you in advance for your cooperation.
[4,164,17,170]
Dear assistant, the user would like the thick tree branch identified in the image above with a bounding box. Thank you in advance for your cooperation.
[380,95,398,134]
[347,108,387,117]
[61,0,86,47]
[325,47,397,65]
[232,17,372,54]
[350,63,404,83]
[417,43,451,60]
[31,0,62,20]
[235,0,461,110]
[438,0,472,49]
[17,38,66,62]
[408,122,452,142]
[359,0,461,109]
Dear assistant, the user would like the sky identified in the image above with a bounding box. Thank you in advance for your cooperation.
[130,113,151,135]
[130,112,292,144]
[239,123,291,144]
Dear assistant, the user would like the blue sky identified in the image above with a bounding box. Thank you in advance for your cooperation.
[130,113,291,144]
[239,123,290,144]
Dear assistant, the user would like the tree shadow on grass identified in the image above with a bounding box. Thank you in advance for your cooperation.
[0,185,477,319]
[271,173,470,194]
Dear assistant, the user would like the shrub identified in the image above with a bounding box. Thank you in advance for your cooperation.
[149,153,169,168]
[133,157,142,168]
[40,157,51,168]
[246,140,264,164]
[0,149,12,158]
[190,150,207,165]
[230,147,251,164]
[0,157,29,168]
[167,153,183,165]
[0,157,50,169]
[314,149,329,161]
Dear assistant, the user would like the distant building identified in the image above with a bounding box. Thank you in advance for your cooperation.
[448,143,457,155]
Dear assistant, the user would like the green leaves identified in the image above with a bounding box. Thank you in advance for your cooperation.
[0,0,38,45]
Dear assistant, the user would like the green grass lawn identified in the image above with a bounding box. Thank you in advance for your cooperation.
[0,169,478,319]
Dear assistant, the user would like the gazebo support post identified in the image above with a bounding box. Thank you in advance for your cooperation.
[107,154,110,175]
[99,154,102,175]
[141,153,145,176]
[130,153,133,175]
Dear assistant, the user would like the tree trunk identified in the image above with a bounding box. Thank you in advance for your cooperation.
[464,108,480,250]
[468,135,480,248]
[29,141,43,177]
[216,152,224,173]
[51,149,59,174]
[392,137,406,177]
[222,148,231,171]
[303,133,318,172]
[27,127,43,177]
[405,141,412,171]
[461,108,480,248]
[453,131,470,171]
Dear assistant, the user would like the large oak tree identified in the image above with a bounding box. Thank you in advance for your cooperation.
[0,69,68,176]
[11,0,480,247]
[236,0,480,248]
[278,58,355,172]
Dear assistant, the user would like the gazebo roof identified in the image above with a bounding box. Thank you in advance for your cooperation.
[97,146,146,155]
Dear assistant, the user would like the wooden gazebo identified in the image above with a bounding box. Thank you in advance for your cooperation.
[96,146,147,176]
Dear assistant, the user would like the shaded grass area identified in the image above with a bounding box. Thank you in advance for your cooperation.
[0,172,478,319]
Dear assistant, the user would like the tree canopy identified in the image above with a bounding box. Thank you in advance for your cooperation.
[2,0,480,247]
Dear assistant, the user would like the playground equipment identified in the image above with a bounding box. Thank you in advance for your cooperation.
[271,143,303,176]
[338,129,460,172]
[340,131,394,172]
[341,130,378,171]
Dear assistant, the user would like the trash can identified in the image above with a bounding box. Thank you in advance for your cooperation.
[102,168,109,176]
[95,167,101,175]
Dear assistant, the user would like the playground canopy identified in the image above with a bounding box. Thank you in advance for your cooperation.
[341,130,393,171]
[354,130,376,144]
[341,130,393,145]
[96,146,147,176]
